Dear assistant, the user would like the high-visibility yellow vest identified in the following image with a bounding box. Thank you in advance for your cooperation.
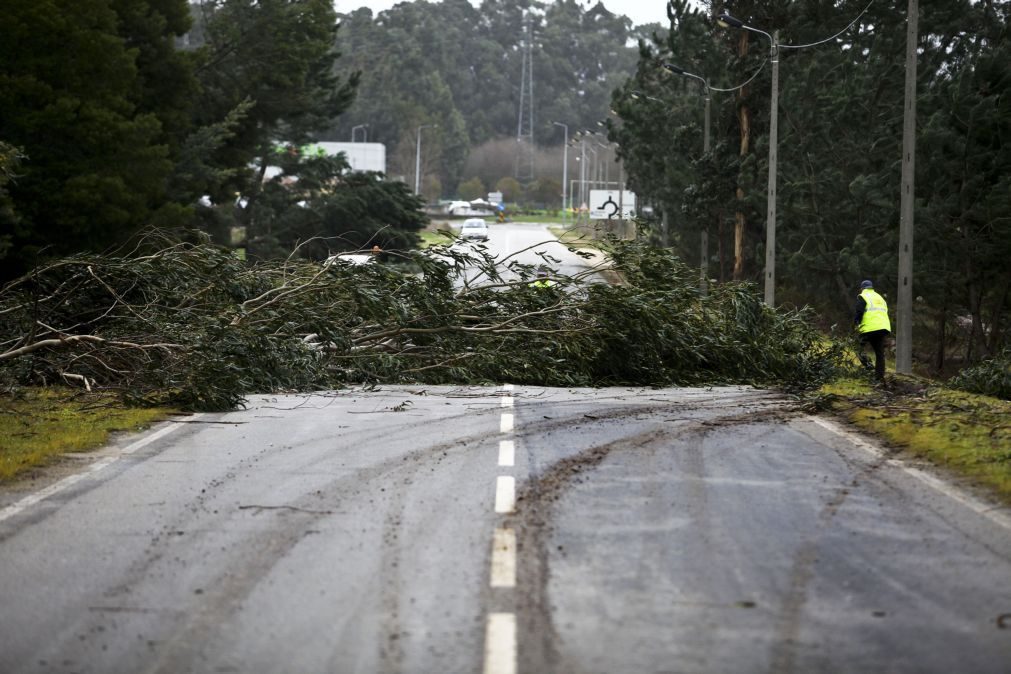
[859,288,891,333]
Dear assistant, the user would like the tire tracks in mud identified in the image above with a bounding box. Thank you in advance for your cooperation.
[768,425,902,673]
[504,402,795,674]
[82,403,514,672]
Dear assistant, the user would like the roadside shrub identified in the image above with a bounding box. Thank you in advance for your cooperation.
[949,349,1011,401]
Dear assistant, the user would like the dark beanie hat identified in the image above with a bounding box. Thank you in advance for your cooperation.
[860,280,873,289]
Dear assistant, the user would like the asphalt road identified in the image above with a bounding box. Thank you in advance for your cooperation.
[1,385,1010,674]
[448,221,609,285]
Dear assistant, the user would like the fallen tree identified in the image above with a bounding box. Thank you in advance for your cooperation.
[0,231,843,410]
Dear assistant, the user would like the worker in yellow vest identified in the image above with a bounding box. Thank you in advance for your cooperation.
[529,267,554,288]
[853,279,891,381]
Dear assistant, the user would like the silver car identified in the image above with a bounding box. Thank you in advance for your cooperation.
[460,218,489,242]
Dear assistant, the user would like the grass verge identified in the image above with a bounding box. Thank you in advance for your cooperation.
[0,388,174,482]
[815,374,1011,503]
[508,213,568,224]
[418,229,455,249]
[547,225,598,247]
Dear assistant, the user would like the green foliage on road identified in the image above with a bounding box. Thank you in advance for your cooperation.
[0,233,843,412]
[817,376,1011,503]
[0,388,172,482]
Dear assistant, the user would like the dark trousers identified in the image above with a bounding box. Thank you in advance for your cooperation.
[860,329,889,380]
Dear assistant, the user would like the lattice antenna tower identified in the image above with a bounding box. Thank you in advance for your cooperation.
[515,13,535,184]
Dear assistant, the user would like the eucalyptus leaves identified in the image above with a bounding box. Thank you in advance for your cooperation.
[0,233,842,411]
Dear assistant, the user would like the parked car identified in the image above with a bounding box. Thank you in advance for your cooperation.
[324,253,375,267]
[460,218,489,242]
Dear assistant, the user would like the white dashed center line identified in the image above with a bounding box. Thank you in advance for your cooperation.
[490,527,517,588]
[485,384,519,674]
[484,613,517,674]
[494,475,516,514]
[498,440,515,467]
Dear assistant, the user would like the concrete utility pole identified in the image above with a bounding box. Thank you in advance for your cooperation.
[764,30,780,307]
[896,0,918,374]
[702,90,711,294]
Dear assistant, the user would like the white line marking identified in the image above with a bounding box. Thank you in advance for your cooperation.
[494,476,516,514]
[0,418,197,525]
[483,613,517,674]
[500,396,514,408]
[500,413,514,434]
[810,416,1011,531]
[810,416,885,458]
[498,441,515,467]
[120,422,184,454]
[502,384,514,392]
[490,527,517,588]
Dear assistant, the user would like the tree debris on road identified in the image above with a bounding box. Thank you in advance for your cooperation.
[0,231,842,411]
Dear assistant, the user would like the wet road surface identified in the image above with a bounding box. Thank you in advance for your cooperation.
[1,385,1009,673]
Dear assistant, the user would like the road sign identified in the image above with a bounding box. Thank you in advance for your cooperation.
[588,190,636,219]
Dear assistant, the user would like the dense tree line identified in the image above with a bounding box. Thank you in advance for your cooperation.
[325,0,659,198]
[611,0,1011,372]
[3,0,1006,381]
[0,0,424,279]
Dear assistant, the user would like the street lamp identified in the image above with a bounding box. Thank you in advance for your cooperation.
[572,134,589,218]
[552,121,569,220]
[351,124,369,143]
[414,124,437,196]
[596,141,611,189]
[596,121,612,188]
[718,13,780,306]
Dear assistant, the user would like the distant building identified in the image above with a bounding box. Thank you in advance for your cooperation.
[445,200,494,216]
[306,142,386,173]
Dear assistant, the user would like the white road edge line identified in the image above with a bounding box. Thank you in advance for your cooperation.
[0,417,198,525]
[498,441,515,467]
[500,413,514,434]
[494,476,516,514]
[501,396,514,408]
[810,416,1011,531]
[490,527,517,588]
[483,613,517,674]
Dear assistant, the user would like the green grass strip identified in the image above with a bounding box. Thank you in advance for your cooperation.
[820,376,1011,502]
[0,388,173,482]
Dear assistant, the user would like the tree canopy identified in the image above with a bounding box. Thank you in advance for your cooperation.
[1,0,1007,380]
[612,0,1011,370]
[326,0,655,196]
[0,0,422,277]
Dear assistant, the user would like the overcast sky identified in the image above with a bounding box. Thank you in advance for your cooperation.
[335,0,676,27]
